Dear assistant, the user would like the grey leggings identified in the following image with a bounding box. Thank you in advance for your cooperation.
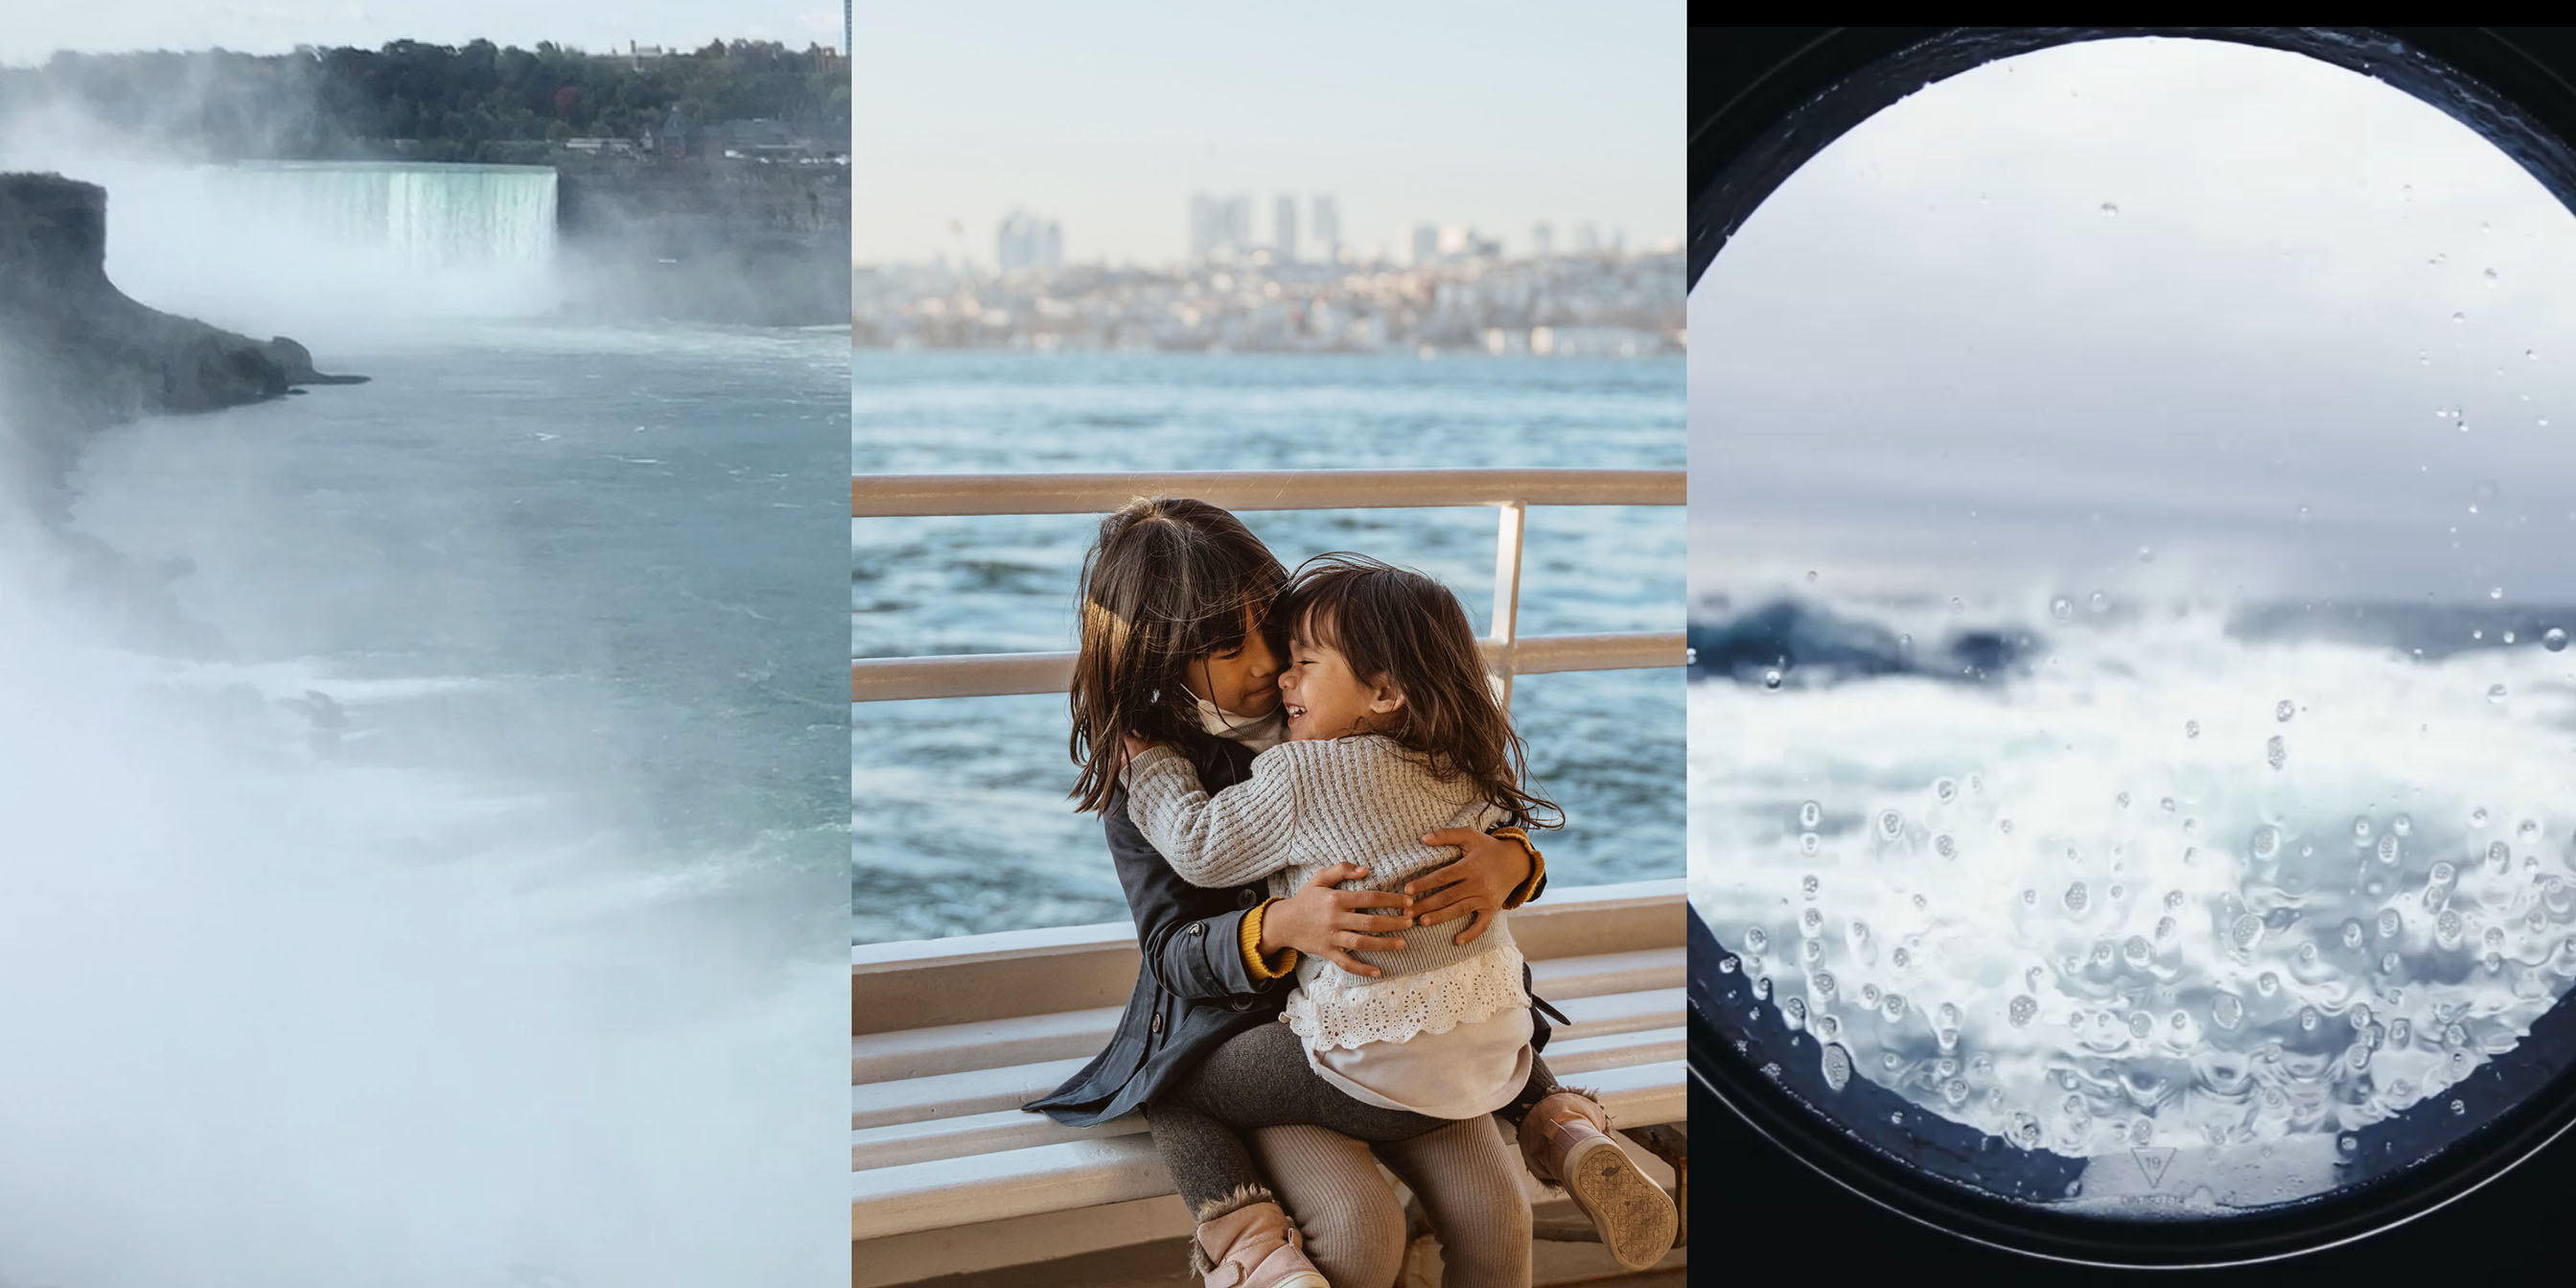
[1145,1019,1563,1212]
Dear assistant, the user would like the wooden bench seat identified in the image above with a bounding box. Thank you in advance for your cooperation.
[853,879,1686,1284]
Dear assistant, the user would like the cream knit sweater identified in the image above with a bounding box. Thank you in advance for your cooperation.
[1122,736,1528,1053]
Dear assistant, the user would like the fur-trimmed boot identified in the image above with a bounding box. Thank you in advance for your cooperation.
[1190,1185,1330,1288]
[1517,1090,1677,1271]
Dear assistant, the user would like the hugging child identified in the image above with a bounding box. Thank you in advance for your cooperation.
[1123,551,1677,1285]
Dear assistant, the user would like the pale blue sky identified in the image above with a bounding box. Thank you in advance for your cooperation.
[4,0,842,62]
[855,0,1682,267]
[1694,36,2576,605]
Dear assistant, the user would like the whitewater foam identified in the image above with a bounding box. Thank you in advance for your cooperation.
[1691,597,2576,1188]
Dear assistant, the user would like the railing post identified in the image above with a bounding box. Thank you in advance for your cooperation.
[1491,500,1525,707]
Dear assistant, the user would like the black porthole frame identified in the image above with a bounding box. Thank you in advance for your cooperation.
[1687,24,2576,1267]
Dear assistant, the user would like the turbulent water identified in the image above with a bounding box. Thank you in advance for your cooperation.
[853,352,1683,944]
[210,160,560,269]
[0,308,847,1277]
[1689,591,2576,1208]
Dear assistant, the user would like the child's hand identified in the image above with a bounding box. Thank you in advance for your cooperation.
[1262,863,1412,977]
[1405,828,1535,946]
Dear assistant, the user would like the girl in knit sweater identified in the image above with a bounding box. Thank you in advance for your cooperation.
[1120,553,1678,1284]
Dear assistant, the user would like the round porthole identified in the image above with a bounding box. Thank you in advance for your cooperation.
[1690,29,2576,1266]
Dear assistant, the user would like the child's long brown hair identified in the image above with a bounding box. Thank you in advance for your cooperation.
[1283,553,1562,830]
[1068,497,1287,814]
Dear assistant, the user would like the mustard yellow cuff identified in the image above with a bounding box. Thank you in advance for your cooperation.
[1491,826,1545,909]
[1240,899,1299,981]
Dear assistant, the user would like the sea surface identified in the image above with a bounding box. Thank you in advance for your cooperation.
[853,352,1684,944]
[2,318,848,1284]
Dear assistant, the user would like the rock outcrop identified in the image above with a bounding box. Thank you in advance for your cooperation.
[0,172,363,522]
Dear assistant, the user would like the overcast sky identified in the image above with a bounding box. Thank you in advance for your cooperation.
[2,0,842,63]
[854,0,1681,268]
[1693,35,2576,609]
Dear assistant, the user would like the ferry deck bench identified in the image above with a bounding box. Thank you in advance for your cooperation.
[852,878,1688,1286]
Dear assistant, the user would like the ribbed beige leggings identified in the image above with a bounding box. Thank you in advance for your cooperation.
[1251,1120,1533,1288]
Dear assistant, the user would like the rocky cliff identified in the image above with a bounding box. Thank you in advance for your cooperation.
[0,172,360,523]
[554,157,848,326]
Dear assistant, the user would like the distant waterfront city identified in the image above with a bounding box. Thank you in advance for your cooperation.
[854,189,1683,356]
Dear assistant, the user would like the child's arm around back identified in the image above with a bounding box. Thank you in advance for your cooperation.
[1121,741,1311,888]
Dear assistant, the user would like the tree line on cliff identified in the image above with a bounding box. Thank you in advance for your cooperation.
[0,40,848,163]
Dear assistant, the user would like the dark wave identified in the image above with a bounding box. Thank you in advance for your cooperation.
[1686,598,2033,688]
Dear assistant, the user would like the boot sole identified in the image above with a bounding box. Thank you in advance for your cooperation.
[1561,1136,1678,1271]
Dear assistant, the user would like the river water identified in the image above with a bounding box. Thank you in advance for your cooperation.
[853,351,1684,945]
[0,152,847,1285]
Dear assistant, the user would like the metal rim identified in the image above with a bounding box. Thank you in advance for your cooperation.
[1687,24,2576,1264]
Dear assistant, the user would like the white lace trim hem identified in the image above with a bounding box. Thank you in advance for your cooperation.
[1283,946,1530,1052]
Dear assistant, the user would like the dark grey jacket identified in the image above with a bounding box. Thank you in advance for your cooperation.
[1027,738,1550,1129]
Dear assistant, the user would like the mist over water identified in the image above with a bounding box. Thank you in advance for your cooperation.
[0,113,842,1284]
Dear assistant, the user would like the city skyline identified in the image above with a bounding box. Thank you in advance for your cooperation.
[854,1,1680,268]
[2,0,842,63]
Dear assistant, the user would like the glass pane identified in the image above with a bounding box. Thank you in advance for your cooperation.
[1691,36,2576,1216]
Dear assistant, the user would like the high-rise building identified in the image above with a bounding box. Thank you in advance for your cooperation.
[1531,222,1554,259]
[997,208,1062,274]
[1188,193,1260,261]
[1190,194,1220,260]
[1274,194,1298,263]
[1574,222,1601,254]
[1312,195,1341,262]
[1412,223,1440,268]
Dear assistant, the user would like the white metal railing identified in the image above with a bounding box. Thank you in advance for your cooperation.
[852,468,1683,704]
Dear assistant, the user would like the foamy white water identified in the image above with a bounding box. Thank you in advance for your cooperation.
[1690,597,2576,1204]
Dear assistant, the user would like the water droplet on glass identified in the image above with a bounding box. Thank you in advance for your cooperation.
[2089,591,2109,613]
[1799,801,1822,829]
[2212,992,2244,1030]
[1813,971,1835,999]
[2128,1012,2153,1040]
[2123,936,2153,968]
[2232,914,2264,950]
[1934,833,1957,857]
[1718,955,1737,974]
[1799,831,1821,856]
[2518,819,2541,843]
[1800,906,1822,935]
[2257,972,2281,995]
[2490,840,2513,873]
[2491,586,2506,600]
[1744,926,1769,953]
[2379,833,2402,864]
[2137,546,2156,564]
[2379,908,2403,939]
[1805,570,1818,584]
[2185,719,2201,738]
[2001,818,2015,834]
[1881,993,1908,1022]
[2064,881,2090,914]
[2342,920,2367,949]
[1801,874,1820,900]
[2007,995,2037,1027]
[2490,683,2509,703]
[1878,809,1903,840]
[2050,596,2075,621]
[2300,1006,2320,1031]
[1821,1042,1851,1091]
[2100,201,2119,216]
[2252,825,2282,859]
[2266,736,2287,770]
[2473,807,2491,828]
[1891,946,1912,970]
[2547,627,2569,652]
[2453,311,2468,324]
[1763,667,1783,690]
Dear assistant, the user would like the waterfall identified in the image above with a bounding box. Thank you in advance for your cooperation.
[215,161,559,272]
[68,160,567,329]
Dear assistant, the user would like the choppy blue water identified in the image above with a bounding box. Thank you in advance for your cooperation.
[854,352,1684,944]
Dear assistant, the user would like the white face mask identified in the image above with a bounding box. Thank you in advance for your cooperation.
[1196,695,1285,752]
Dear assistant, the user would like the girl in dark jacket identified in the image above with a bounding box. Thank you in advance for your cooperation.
[1028,499,1663,1287]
